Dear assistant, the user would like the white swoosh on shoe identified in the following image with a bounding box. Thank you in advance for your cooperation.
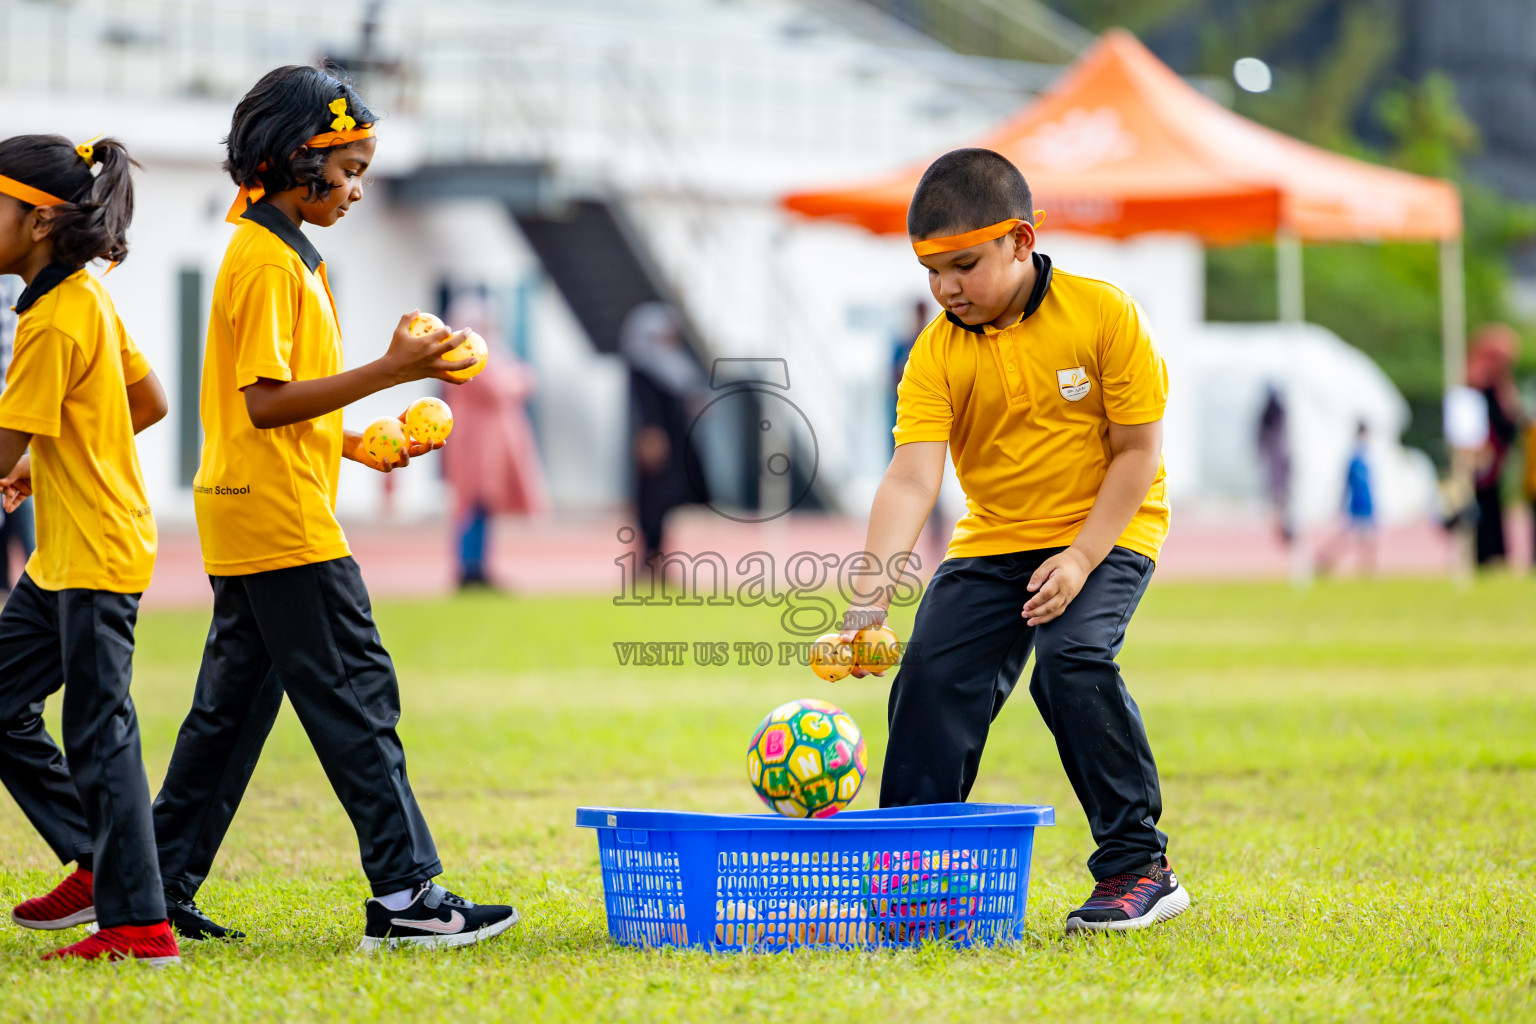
[391,910,465,934]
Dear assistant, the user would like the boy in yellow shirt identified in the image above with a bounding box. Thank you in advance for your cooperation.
[840,148,1189,933]
[0,133,179,963]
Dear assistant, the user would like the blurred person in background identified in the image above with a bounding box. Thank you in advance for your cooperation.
[1466,323,1523,566]
[1525,418,1536,567]
[621,302,710,569]
[1316,421,1377,576]
[1255,383,1293,545]
[0,275,34,601]
[440,293,548,590]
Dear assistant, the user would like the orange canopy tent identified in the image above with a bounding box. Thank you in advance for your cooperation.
[783,29,1461,244]
[783,28,1467,412]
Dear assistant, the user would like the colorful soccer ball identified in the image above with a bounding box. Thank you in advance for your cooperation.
[747,699,866,818]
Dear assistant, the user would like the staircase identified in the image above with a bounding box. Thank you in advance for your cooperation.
[512,197,827,513]
[511,200,675,357]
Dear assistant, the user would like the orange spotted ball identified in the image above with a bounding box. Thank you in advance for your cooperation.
[407,312,447,338]
[405,397,453,445]
[808,632,854,683]
[852,625,901,673]
[444,329,488,382]
[361,417,408,467]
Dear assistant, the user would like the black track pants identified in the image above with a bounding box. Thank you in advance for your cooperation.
[881,547,1167,880]
[152,556,441,897]
[0,574,165,926]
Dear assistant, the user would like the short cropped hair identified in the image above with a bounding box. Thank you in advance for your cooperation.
[907,148,1033,240]
[226,65,377,205]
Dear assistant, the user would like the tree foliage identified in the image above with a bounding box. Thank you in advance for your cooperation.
[1046,0,1536,456]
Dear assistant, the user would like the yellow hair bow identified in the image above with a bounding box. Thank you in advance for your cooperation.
[328,97,357,133]
[75,133,103,167]
[225,115,376,224]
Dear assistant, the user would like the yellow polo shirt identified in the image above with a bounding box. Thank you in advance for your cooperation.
[194,202,350,575]
[895,255,1170,562]
[0,267,156,593]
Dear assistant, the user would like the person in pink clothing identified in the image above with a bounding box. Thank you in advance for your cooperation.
[440,298,549,588]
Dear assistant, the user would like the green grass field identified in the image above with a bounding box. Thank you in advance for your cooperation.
[0,576,1533,1022]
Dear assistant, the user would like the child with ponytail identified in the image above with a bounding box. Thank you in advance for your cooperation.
[0,134,179,964]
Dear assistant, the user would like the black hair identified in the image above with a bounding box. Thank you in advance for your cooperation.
[225,64,376,205]
[0,134,137,266]
[907,148,1033,240]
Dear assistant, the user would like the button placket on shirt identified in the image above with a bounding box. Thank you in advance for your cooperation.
[987,324,1030,409]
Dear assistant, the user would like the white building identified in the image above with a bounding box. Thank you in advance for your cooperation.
[0,0,1434,531]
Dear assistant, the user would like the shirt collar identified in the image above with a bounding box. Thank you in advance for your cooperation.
[13,263,80,315]
[242,200,324,274]
[944,251,1053,335]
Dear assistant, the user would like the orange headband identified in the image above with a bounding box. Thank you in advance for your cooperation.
[225,124,376,225]
[0,134,103,209]
[0,174,66,209]
[911,210,1046,256]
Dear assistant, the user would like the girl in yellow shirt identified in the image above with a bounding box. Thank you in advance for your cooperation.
[147,66,516,949]
[0,133,179,964]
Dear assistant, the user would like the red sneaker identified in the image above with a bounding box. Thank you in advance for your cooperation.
[12,868,95,930]
[42,921,179,966]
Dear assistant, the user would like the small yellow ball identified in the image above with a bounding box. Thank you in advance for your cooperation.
[444,329,488,382]
[404,397,453,445]
[360,416,408,467]
[853,625,901,673]
[407,312,447,338]
[808,632,853,683]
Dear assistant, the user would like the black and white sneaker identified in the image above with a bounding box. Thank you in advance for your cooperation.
[359,882,517,950]
[165,889,246,941]
[1064,855,1191,933]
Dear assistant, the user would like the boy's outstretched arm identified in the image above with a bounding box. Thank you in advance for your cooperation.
[242,311,474,430]
[1021,418,1162,626]
[838,440,947,668]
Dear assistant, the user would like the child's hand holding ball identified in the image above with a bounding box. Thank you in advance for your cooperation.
[356,417,410,472]
[442,329,488,382]
[387,310,484,385]
[826,607,903,679]
[351,398,455,473]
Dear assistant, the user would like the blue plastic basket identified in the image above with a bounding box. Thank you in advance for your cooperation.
[575,802,1054,950]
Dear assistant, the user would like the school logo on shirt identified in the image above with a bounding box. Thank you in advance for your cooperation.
[1057,366,1092,401]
